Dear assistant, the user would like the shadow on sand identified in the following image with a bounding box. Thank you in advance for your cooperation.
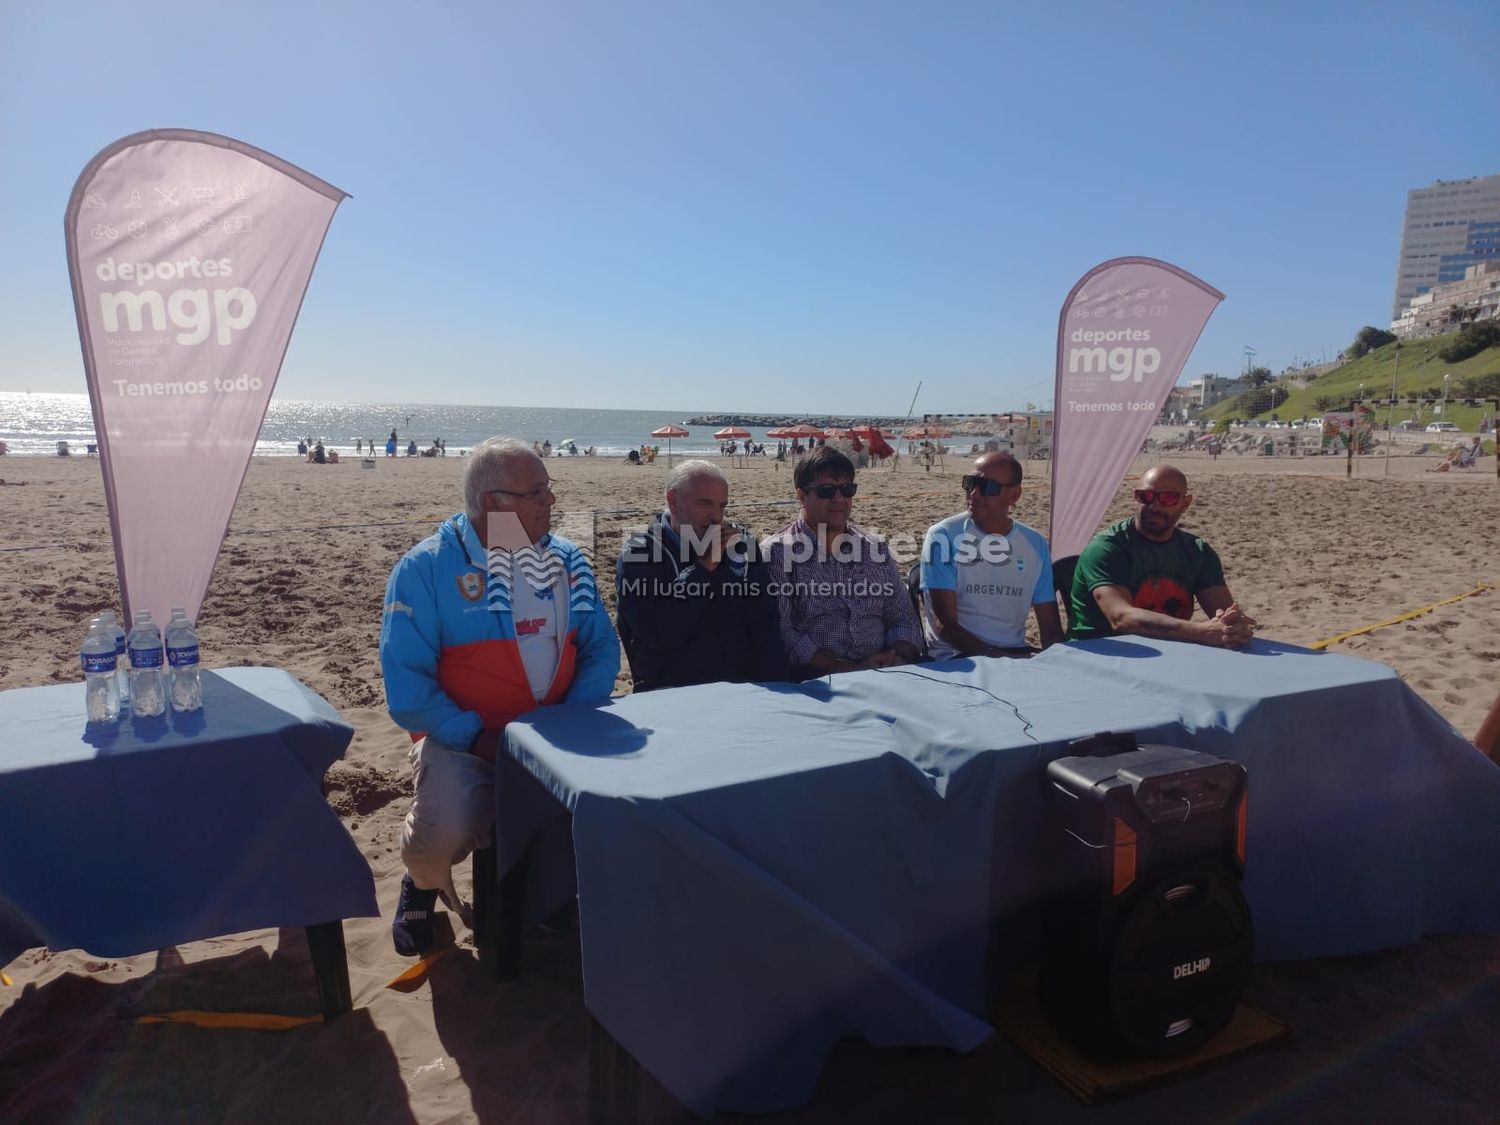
[0,930,415,1124]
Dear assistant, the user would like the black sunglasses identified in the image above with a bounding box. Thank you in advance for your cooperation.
[807,482,858,499]
[962,474,1018,496]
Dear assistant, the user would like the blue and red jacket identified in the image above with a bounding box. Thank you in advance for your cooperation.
[380,513,620,748]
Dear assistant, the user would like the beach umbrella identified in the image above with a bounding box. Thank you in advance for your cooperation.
[713,426,752,441]
[903,424,951,440]
[864,425,896,460]
[765,427,795,439]
[785,424,827,439]
[650,424,690,463]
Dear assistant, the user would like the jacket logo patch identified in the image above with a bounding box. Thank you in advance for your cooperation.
[457,571,485,601]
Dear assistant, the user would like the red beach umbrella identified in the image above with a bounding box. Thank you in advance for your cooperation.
[713,426,752,440]
[785,424,827,439]
[864,425,896,460]
[649,424,690,463]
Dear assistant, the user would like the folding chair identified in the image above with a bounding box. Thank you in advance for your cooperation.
[1053,555,1080,636]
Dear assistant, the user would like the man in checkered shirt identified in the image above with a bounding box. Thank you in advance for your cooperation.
[762,447,922,680]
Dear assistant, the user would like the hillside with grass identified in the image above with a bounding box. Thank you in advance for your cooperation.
[1203,328,1500,430]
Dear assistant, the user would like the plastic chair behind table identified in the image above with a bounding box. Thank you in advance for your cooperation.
[905,563,931,661]
[1053,555,1079,636]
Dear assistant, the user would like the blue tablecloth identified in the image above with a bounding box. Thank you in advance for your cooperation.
[0,668,378,967]
[502,638,1500,1116]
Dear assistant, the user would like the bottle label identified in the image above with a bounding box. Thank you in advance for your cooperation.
[82,651,117,674]
[130,645,164,669]
[114,635,126,655]
[167,644,200,668]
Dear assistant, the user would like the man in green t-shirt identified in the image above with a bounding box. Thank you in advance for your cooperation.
[1068,464,1256,648]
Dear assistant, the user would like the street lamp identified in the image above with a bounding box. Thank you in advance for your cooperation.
[1385,342,1402,476]
[1440,373,1451,419]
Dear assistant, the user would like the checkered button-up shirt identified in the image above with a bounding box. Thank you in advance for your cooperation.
[762,518,921,666]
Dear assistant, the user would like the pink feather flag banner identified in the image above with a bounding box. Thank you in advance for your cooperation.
[65,129,345,628]
[1049,257,1223,562]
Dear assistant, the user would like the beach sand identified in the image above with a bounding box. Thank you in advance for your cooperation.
[1,446,1497,1122]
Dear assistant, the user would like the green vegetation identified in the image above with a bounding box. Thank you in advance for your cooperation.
[1203,327,1500,429]
[1440,321,1500,363]
[1347,326,1398,359]
[1344,324,1398,358]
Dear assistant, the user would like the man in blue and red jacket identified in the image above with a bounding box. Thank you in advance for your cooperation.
[380,437,619,955]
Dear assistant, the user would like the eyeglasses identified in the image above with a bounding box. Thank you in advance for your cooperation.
[806,482,858,499]
[962,474,1018,496]
[489,479,554,503]
[1133,488,1183,507]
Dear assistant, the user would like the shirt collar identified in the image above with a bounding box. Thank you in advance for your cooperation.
[462,512,552,562]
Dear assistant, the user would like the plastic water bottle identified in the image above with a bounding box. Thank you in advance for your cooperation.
[127,610,166,717]
[165,607,202,713]
[99,608,129,709]
[81,616,120,722]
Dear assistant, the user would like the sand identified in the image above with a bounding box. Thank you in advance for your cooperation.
[1,444,1497,1122]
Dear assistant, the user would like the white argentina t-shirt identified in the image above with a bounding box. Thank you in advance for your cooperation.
[919,514,1054,658]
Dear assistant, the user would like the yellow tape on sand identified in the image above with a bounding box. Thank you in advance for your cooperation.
[135,1010,322,1031]
[385,945,452,989]
[1310,584,1491,650]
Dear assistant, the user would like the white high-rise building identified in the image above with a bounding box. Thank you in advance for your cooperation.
[1391,173,1500,322]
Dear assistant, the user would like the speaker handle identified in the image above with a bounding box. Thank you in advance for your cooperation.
[1067,731,1140,758]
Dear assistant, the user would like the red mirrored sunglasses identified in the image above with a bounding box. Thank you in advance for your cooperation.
[1133,488,1182,507]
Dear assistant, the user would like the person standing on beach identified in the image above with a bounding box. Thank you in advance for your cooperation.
[380,438,619,955]
[763,446,922,678]
[1067,464,1256,648]
[616,460,790,691]
[920,451,1063,659]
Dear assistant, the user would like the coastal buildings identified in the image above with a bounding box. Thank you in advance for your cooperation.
[1391,261,1500,339]
[1187,373,1253,410]
[1391,173,1500,322]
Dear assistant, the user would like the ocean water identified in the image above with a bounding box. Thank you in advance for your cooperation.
[0,392,804,459]
[0,392,990,459]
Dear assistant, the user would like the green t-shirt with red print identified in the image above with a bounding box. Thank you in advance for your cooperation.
[1068,518,1226,640]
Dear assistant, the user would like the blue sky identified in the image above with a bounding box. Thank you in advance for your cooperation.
[2,1,1497,415]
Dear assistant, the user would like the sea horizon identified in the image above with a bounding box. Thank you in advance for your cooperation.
[0,390,1024,459]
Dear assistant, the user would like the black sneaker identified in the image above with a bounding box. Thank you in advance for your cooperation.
[392,874,440,956]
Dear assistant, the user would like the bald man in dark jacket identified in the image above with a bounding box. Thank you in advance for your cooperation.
[616,460,790,691]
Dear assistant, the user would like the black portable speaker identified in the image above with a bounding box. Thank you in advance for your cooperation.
[1040,734,1252,1059]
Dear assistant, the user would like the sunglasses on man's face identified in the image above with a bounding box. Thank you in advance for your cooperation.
[806,482,858,500]
[1133,488,1182,507]
[962,474,1017,497]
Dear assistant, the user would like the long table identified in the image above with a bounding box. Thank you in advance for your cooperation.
[500,638,1500,1116]
[0,668,378,1017]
